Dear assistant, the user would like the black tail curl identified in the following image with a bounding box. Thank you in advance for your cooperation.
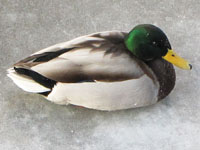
[14,67,56,95]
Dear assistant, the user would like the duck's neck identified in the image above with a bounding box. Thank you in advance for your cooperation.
[124,28,147,55]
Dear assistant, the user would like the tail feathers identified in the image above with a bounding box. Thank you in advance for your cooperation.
[7,67,56,93]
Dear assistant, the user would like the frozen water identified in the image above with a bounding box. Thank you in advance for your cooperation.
[0,0,200,149]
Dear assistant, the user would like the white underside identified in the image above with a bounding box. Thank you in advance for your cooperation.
[47,75,159,111]
[7,68,159,111]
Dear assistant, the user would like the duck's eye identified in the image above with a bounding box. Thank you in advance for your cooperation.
[172,54,175,57]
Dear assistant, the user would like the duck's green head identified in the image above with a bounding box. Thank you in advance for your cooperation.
[125,24,192,70]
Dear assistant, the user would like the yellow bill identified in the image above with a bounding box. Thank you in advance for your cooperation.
[162,49,192,70]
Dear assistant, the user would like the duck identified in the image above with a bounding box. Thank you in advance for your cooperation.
[7,24,192,111]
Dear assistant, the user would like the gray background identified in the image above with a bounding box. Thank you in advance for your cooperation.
[0,0,200,150]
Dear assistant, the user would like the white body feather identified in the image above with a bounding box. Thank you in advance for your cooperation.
[48,75,159,111]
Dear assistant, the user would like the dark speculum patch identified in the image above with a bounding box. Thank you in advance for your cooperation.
[33,48,74,62]
[15,48,75,65]
[14,67,56,89]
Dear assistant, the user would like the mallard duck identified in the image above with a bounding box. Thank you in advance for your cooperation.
[7,24,192,111]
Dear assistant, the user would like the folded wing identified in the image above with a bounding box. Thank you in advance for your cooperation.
[8,31,145,93]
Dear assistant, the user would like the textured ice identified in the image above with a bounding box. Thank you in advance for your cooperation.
[0,0,200,150]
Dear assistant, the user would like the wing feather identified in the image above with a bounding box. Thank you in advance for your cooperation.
[14,31,145,83]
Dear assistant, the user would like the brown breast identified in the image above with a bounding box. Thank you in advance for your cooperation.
[146,58,176,101]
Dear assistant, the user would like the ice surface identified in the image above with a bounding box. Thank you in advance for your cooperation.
[0,0,200,149]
